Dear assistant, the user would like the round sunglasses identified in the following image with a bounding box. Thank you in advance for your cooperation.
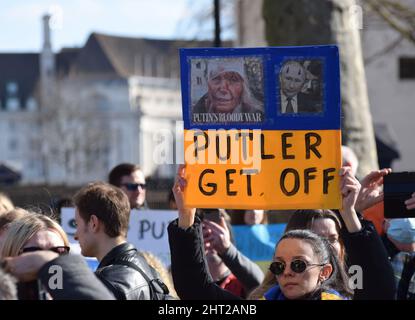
[269,259,325,276]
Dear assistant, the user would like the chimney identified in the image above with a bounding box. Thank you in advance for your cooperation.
[39,13,55,109]
[42,14,52,50]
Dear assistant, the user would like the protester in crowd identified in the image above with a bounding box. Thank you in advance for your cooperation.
[2,250,115,299]
[0,212,70,299]
[228,209,275,266]
[199,208,264,297]
[250,204,396,300]
[73,182,172,300]
[249,167,395,300]
[259,229,350,299]
[168,165,366,300]
[229,209,268,225]
[341,145,359,177]
[0,208,29,251]
[244,210,268,225]
[0,193,14,215]
[341,145,388,235]
[1,212,70,259]
[108,163,148,209]
[383,218,415,300]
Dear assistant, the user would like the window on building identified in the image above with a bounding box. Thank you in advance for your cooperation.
[5,81,20,110]
[196,62,201,69]
[6,98,20,111]
[399,57,415,79]
[197,77,202,85]
[6,82,18,95]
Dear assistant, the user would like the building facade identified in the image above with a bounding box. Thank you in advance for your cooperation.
[0,15,211,185]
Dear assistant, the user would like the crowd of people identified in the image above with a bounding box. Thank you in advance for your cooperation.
[0,146,414,300]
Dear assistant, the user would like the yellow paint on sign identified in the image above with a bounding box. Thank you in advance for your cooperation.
[183,129,342,210]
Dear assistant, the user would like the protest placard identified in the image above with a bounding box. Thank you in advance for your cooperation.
[180,46,341,209]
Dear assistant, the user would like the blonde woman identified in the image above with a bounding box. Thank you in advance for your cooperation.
[1,212,70,259]
[1,212,70,300]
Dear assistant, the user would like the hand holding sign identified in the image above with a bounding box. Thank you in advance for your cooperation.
[173,164,196,229]
[339,166,362,233]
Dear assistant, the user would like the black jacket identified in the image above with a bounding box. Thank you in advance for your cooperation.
[95,242,166,300]
[38,254,115,300]
[340,219,396,300]
[169,217,396,300]
[168,217,241,300]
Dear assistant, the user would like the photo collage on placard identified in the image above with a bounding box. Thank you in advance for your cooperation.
[183,48,330,129]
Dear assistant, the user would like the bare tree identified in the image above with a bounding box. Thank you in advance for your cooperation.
[38,78,111,185]
[174,0,236,41]
[363,0,415,65]
[365,0,415,44]
[263,0,379,178]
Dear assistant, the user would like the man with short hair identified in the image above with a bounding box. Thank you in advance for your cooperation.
[109,163,147,209]
[73,182,170,300]
[279,60,321,114]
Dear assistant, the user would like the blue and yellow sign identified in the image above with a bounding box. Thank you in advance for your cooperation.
[180,46,341,209]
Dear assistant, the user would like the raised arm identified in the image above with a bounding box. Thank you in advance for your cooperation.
[339,166,362,233]
[338,166,396,300]
[355,168,392,212]
[168,164,240,300]
[174,164,196,229]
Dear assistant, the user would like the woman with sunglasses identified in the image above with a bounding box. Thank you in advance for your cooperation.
[168,165,358,300]
[250,169,396,300]
[262,229,350,299]
[1,213,70,258]
[0,212,70,299]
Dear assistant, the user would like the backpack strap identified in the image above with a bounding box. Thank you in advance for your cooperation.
[113,259,170,300]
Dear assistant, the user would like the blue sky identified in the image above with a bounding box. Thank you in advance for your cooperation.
[0,0,235,52]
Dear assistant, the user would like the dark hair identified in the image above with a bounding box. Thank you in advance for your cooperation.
[279,229,352,298]
[108,163,141,187]
[73,182,130,237]
[285,209,346,264]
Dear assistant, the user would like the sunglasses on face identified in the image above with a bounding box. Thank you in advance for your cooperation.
[269,259,325,276]
[121,183,146,191]
[20,246,70,255]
